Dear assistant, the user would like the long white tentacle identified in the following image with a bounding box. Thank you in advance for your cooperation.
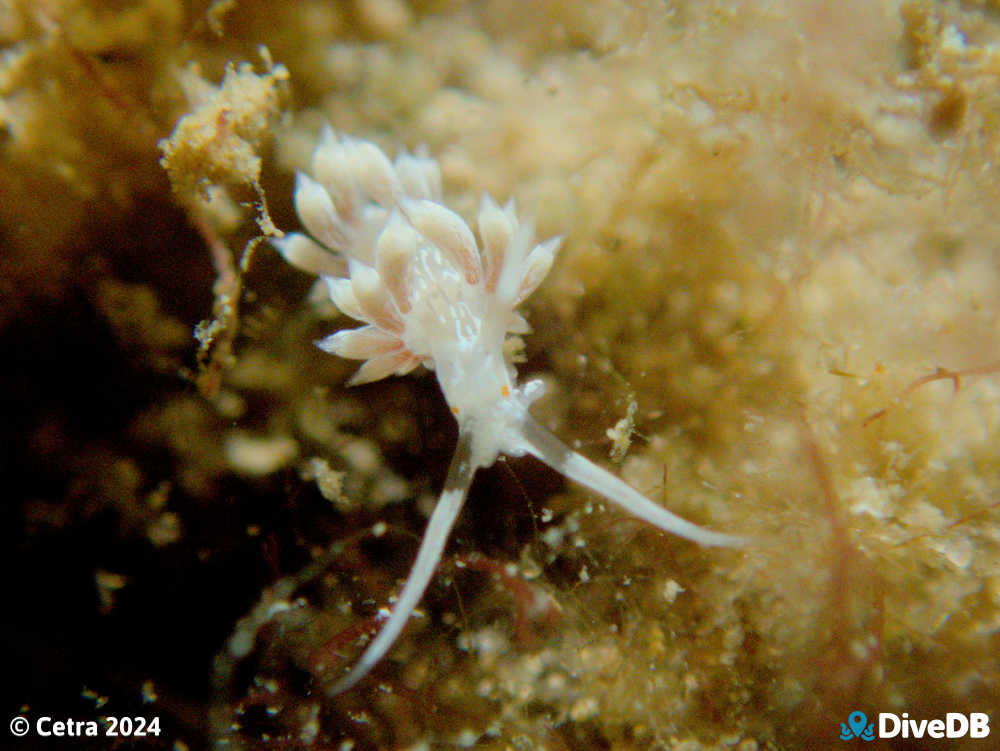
[518,415,746,547]
[328,431,476,695]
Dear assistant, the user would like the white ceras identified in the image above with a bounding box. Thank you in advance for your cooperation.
[274,126,744,694]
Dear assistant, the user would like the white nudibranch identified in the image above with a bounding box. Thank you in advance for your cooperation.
[273,127,744,694]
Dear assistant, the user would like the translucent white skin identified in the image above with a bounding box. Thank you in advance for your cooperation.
[273,127,744,694]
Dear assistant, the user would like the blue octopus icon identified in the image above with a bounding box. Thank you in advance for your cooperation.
[840,710,876,741]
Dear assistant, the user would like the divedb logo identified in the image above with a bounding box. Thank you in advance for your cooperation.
[840,710,991,741]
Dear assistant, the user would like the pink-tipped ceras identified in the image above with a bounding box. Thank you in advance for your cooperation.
[274,127,743,694]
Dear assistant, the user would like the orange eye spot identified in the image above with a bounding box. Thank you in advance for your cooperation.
[451,406,460,415]
[501,385,510,397]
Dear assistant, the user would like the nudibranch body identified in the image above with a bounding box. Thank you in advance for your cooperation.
[274,127,743,694]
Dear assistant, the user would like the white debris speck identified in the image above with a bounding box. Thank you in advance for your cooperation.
[224,432,298,476]
[662,579,685,604]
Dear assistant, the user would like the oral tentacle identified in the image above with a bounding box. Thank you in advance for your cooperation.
[328,431,476,695]
[517,415,747,548]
